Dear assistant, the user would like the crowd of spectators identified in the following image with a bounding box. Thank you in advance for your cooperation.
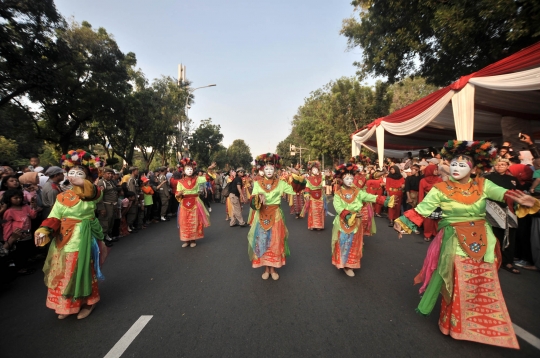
[0,158,227,289]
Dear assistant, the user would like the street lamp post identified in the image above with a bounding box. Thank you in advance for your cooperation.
[178,84,216,162]
[290,144,308,165]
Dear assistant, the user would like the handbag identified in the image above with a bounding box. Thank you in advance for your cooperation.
[485,200,517,229]
[221,182,230,198]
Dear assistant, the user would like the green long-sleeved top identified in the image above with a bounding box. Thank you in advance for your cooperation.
[332,189,377,234]
[251,179,295,204]
[176,175,207,195]
[411,177,506,262]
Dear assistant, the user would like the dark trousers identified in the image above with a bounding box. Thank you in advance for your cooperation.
[491,227,517,267]
[515,216,533,263]
[200,193,211,209]
[168,197,178,216]
[152,193,161,219]
[111,218,120,237]
[144,205,153,223]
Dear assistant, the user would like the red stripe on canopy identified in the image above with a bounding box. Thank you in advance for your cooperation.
[354,41,540,136]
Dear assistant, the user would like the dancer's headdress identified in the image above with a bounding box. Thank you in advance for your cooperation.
[333,162,358,178]
[307,161,321,170]
[180,157,197,169]
[255,153,282,168]
[440,140,497,169]
[61,149,102,179]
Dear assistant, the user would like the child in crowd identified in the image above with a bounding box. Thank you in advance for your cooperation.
[120,191,137,237]
[141,176,154,226]
[2,189,38,275]
[2,189,38,242]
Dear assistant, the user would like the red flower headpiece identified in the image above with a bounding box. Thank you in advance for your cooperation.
[256,153,282,169]
[180,157,197,169]
[307,161,321,170]
[440,140,497,169]
[333,162,358,178]
[60,149,102,179]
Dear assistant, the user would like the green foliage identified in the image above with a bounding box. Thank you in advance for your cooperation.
[341,0,540,86]
[290,77,391,162]
[210,145,228,169]
[188,118,224,168]
[388,77,439,113]
[0,136,19,164]
[0,104,43,161]
[38,143,61,167]
[32,20,135,152]
[0,0,65,108]
[0,1,199,168]
[226,139,253,169]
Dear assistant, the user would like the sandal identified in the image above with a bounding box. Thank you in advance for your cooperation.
[502,265,520,274]
[423,237,432,242]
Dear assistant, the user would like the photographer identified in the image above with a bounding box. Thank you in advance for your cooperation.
[519,133,540,159]
[41,166,64,218]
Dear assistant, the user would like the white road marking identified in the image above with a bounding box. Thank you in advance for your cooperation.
[514,323,540,350]
[104,315,153,358]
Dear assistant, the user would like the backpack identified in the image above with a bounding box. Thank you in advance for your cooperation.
[221,182,231,198]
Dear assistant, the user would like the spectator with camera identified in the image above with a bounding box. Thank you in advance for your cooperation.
[41,166,64,218]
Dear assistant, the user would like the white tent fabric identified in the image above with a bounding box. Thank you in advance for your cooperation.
[351,52,540,167]
[382,90,455,136]
[469,66,540,91]
[451,83,475,141]
[351,126,376,156]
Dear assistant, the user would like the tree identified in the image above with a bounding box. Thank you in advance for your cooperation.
[291,77,391,161]
[210,145,228,169]
[0,103,43,161]
[31,20,135,152]
[341,0,540,86]
[226,140,253,169]
[0,0,65,108]
[138,76,187,168]
[0,136,19,164]
[188,118,224,168]
[388,77,439,113]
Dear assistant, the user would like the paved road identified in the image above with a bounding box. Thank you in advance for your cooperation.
[2,198,539,357]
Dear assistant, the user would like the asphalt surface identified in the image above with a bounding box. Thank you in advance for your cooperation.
[2,197,540,358]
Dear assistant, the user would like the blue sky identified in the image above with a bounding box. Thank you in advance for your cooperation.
[54,0,361,157]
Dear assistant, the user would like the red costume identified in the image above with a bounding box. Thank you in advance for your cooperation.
[418,165,443,239]
[385,172,405,222]
[366,177,384,214]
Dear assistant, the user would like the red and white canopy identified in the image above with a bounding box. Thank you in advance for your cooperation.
[351,41,540,165]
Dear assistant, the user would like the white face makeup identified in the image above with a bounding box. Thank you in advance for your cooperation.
[264,165,275,178]
[343,174,354,187]
[450,159,472,180]
[184,166,194,176]
[258,170,264,177]
[67,168,86,179]
[311,167,319,175]
[357,165,364,173]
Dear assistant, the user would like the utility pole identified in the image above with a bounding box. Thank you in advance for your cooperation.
[176,63,216,162]
[290,144,308,165]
